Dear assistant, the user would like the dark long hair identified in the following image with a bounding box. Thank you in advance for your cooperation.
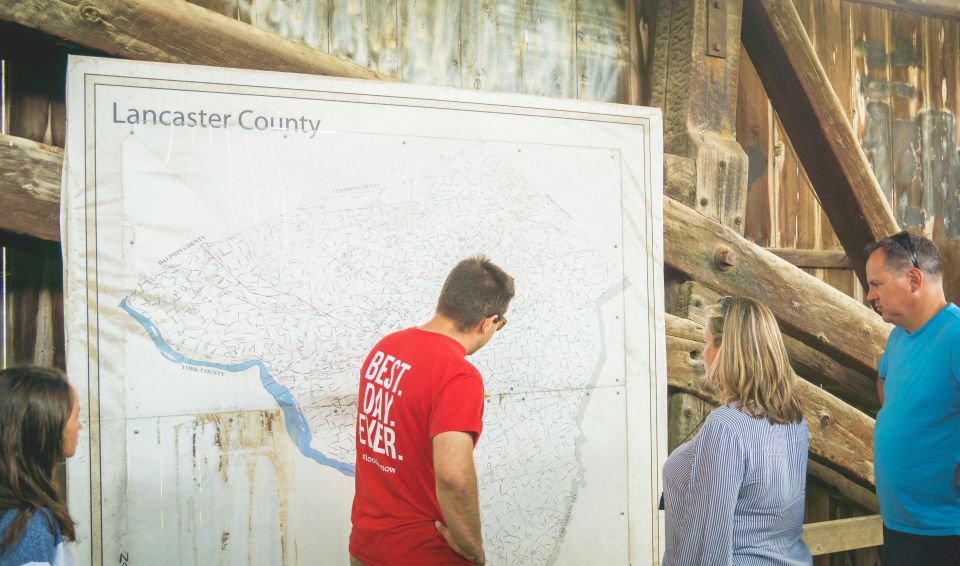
[0,366,76,550]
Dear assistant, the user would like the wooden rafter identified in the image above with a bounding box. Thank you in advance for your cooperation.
[666,314,875,487]
[669,281,879,412]
[0,134,62,244]
[741,0,899,285]
[848,0,960,20]
[664,197,890,375]
[0,0,383,80]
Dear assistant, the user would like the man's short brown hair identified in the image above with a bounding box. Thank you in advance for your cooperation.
[864,231,943,278]
[437,256,515,332]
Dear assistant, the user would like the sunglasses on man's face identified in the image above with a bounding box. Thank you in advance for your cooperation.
[493,314,507,331]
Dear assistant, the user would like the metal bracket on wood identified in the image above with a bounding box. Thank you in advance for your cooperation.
[706,0,727,58]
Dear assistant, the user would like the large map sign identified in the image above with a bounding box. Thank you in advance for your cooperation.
[63,56,666,565]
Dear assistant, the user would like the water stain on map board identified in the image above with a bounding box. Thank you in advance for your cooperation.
[172,410,294,564]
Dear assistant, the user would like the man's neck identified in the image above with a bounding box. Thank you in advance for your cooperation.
[420,314,474,353]
[904,294,949,333]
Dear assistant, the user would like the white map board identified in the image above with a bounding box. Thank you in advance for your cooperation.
[63,56,666,565]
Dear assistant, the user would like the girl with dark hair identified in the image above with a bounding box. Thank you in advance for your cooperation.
[0,366,80,566]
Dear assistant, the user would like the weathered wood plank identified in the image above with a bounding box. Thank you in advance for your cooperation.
[803,485,832,566]
[0,0,383,79]
[517,0,576,98]
[664,197,890,375]
[246,0,330,54]
[807,459,879,514]
[665,327,876,486]
[801,514,883,556]
[737,49,774,247]
[939,240,960,306]
[741,0,899,284]
[398,0,462,87]
[651,0,750,235]
[665,332,720,401]
[329,0,399,77]
[667,392,712,452]
[848,0,960,20]
[462,0,522,93]
[575,0,630,102]
[805,0,862,302]
[767,248,852,269]
[669,280,880,413]
[0,134,62,244]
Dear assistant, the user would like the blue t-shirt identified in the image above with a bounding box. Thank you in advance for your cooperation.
[0,508,74,566]
[875,303,960,535]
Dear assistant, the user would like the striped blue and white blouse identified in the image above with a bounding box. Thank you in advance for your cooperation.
[662,404,812,566]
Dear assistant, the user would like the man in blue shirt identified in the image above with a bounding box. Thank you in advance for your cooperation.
[865,231,960,565]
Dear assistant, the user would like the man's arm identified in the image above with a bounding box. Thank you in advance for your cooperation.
[433,431,485,565]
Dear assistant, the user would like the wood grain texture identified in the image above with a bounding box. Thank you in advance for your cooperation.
[667,392,712,452]
[0,0,383,79]
[665,321,876,486]
[938,239,960,305]
[807,459,879,513]
[0,134,62,244]
[742,0,900,284]
[768,248,852,269]
[462,0,522,92]
[850,0,960,20]
[664,197,891,375]
[801,514,884,556]
[576,0,630,102]
[651,0,749,233]
[669,280,880,413]
[250,0,330,53]
[517,0,576,98]
[398,0,462,87]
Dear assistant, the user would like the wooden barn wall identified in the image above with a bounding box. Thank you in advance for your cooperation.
[0,26,68,370]
[739,0,960,304]
[187,0,657,105]
[7,2,951,561]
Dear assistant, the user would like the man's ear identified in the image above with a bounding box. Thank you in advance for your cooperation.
[478,315,495,334]
[907,268,924,292]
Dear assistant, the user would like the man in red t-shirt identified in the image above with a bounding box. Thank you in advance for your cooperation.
[350,256,515,566]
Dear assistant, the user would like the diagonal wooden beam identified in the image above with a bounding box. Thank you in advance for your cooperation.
[741,0,899,284]
[664,197,891,375]
[669,280,879,413]
[0,134,62,244]
[666,314,875,486]
[0,0,383,80]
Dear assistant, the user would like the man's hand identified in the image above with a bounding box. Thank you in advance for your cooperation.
[436,521,484,564]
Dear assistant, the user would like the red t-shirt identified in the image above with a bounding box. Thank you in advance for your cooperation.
[350,327,485,566]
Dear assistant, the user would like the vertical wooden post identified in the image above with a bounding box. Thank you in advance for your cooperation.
[650,0,750,234]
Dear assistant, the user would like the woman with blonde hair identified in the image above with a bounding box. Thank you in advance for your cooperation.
[662,296,812,565]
